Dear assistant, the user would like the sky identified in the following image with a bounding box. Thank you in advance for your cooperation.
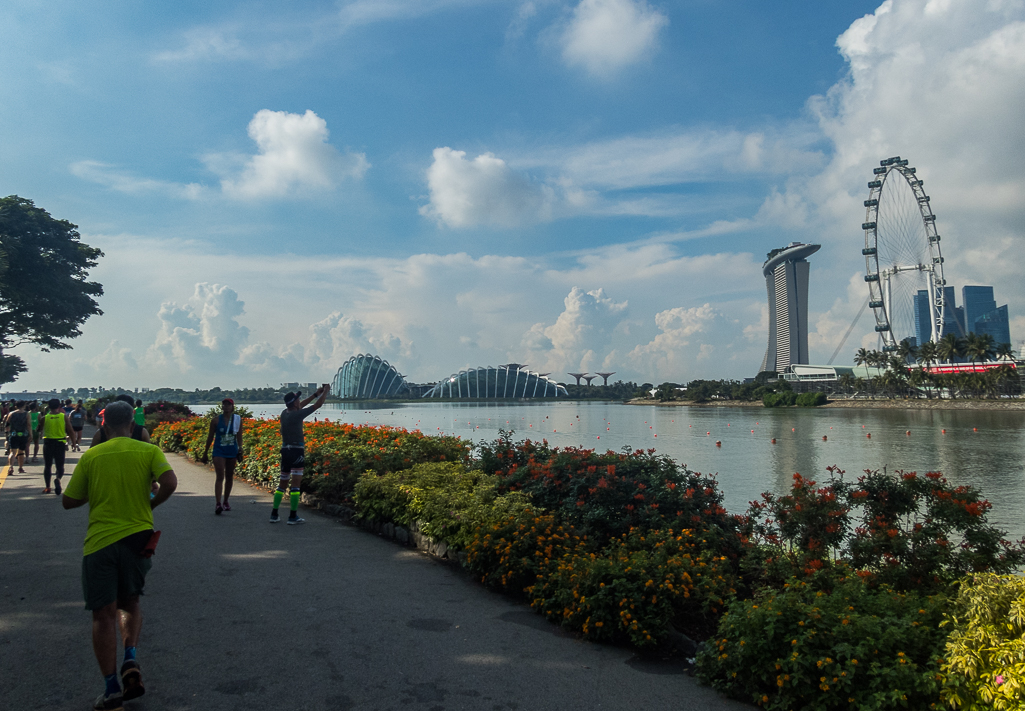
[2,0,1024,391]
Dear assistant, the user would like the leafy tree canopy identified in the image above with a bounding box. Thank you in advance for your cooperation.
[0,196,103,384]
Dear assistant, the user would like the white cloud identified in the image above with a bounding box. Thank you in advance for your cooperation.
[559,0,668,76]
[90,341,138,371]
[148,283,251,372]
[628,304,723,381]
[69,161,205,200]
[794,0,1025,361]
[420,147,556,228]
[216,110,369,200]
[523,287,628,373]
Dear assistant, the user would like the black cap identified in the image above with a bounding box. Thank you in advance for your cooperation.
[284,392,300,406]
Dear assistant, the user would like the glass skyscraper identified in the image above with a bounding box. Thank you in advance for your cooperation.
[962,286,1011,346]
[760,242,820,373]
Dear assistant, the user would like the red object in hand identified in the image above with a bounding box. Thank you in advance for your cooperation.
[141,531,161,558]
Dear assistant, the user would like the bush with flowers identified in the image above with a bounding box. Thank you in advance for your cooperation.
[152,417,470,502]
[941,573,1025,710]
[477,433,744,559]
[353,462,532,549]
[697,576,948,710]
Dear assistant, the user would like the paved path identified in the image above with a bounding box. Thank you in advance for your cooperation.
[0,439,752,711]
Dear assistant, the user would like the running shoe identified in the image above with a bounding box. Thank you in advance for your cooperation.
[222,501,231,512]
[93,690,123,710]
[42,487,51,494]
[215,504,223,515]
[120,660,145,700]
[54,479,62,496]
[287,516,305,525]
[269,513,280,523]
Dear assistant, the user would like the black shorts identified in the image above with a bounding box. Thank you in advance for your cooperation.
[81,531,153,610]
[9,435,27,451]
[280,447,305,476]
[72,426,84,432]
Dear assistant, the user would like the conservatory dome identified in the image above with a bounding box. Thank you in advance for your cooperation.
[423,364,567,399]
[333,354,410,399]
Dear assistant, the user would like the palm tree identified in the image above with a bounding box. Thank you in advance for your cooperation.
[937,332,964,364]
[995,342,1016,362]
[838,373,854,395]
[908,367,926,399]
[897,338,918,364]
[963,333,995,365]
[853,347,869,367]
[918,340,939,369]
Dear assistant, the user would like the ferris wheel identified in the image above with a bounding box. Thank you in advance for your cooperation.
[862,156,945,352]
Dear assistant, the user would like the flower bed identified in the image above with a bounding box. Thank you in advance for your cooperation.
[153,421,1025,708]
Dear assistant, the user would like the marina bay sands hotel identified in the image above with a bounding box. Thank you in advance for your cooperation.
[760,242,821,373]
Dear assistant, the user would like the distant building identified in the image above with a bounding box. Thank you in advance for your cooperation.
[332,355,410,399]
[760,242,820,373]
[963,285,1012,346]
[423,364,566,398]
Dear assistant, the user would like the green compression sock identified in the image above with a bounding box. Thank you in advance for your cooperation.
[273,490,284,509]
[290,490,300,512]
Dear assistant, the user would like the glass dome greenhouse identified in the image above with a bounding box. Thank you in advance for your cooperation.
[423,365,566,398]
[332,354,410,399]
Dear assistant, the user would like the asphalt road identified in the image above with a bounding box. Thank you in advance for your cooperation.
[0,435,753,711]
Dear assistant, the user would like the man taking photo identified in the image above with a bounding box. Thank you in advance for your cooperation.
[273,384,329,524]
[62,401,178,710]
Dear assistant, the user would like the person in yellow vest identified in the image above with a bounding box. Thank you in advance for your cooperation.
[42,398,72,495]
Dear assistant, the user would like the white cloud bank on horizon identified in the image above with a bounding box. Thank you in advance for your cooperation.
[71,110,366,201]
[559,0,668,77]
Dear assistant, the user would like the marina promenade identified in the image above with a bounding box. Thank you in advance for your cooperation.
[0,440,751,710]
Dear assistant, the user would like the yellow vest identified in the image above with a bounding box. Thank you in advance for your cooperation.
[43,411,66,439]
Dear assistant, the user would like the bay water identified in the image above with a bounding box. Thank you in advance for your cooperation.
[193,401,1025,541]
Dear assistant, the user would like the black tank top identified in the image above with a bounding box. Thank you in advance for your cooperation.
[94,424,146,445]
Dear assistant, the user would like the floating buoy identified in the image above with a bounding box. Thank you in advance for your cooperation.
[771,438,776,444]
[822,435,827,441]
[867,433,871,438]
[906,430,911,436]
[707,432,711,435]
[942,429,946,434]
[715,440,721,447]
[973,427,977,432]
[792,428,795,432]
[751,429,755,433]
[654,434,657,438]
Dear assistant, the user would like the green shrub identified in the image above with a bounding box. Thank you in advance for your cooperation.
[353,462,532,549]
[763,391,798,408]
[941,574,1025,710]
[796,392,828,407]
[697,577,948,710]
[528,527,736,647]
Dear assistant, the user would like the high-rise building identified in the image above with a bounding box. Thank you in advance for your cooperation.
[760,242,820,373]
[913,290,931,345]
[962,285,1011,346]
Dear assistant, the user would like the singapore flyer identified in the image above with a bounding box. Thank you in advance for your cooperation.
[861,155,945,352]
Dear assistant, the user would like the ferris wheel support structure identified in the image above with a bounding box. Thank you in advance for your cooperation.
[861,156,945,351]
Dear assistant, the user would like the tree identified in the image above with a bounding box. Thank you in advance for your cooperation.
[964,333,996,364]
[917,340,938,369]
[853,347,869,366]
[995,342,1016,362]
[896,338,918,364]
[0,196,103,383]
[937,332,964,364]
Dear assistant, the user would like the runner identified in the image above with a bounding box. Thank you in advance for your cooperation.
[62,401,178,711]
[93,395,151,446]
[42,398,72,495]
[4,401,31,475]
[272,385,329,524]
[29,402,41,463]
[200,398,244,515]
[134,400,145,428]
[70,400,87,452]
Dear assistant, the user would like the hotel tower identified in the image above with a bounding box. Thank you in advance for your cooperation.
[760,242,821,373]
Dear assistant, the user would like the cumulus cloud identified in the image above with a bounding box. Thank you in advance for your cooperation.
[794,0,1025,360]
[420,147,556,228]
[148,283,251,372]
[559,0,668,76]
[628,304,728,381]
[522,287,628,374]
[90,341,138,371]
[215,110,369,200]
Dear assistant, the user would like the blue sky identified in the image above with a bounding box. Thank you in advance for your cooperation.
[3,0,1024,390]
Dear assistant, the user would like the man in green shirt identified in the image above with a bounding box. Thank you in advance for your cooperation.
[63,401,178,711]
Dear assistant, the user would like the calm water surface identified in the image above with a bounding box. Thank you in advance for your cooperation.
[195,401,1025,541]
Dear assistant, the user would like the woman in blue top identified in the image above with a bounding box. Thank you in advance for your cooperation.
[200,399,244,515]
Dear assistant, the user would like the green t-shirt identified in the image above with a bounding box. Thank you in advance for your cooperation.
[64,438,173,556]
[135,406,145,426]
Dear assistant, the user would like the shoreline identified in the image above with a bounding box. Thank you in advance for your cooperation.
[627,398,1025,412]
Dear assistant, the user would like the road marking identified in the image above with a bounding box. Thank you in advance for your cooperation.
[0,466,10,490]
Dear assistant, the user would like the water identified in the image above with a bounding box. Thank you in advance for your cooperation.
[193,401,1025,541]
